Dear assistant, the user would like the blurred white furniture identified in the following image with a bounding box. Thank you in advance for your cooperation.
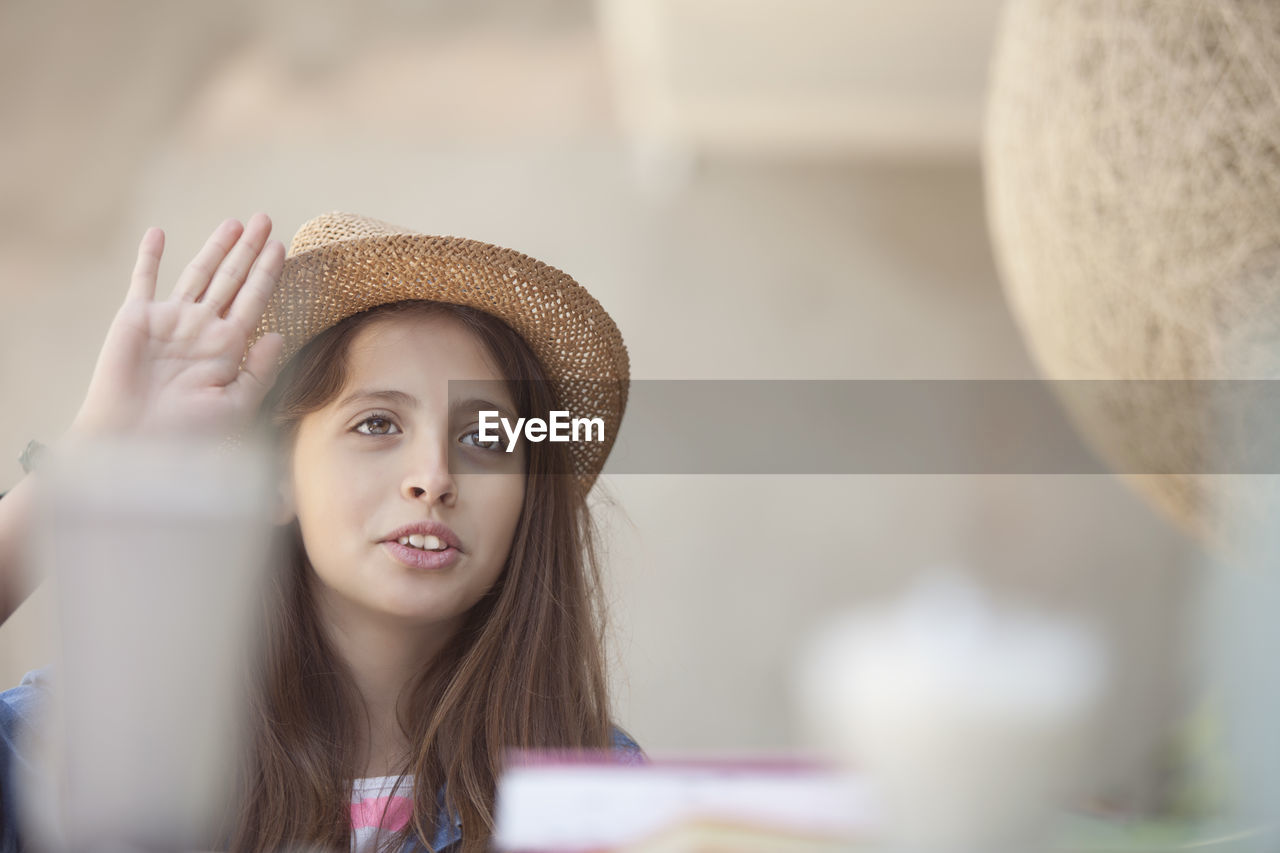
[596,0,1004,166]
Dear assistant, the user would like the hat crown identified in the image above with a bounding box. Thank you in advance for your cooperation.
[288,212,418,257]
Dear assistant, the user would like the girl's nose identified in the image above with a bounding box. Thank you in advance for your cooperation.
[401,443,457,507]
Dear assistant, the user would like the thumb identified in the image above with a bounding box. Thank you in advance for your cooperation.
[234,332,286,409]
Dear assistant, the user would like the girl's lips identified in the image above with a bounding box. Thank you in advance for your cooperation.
[381,540,461,571]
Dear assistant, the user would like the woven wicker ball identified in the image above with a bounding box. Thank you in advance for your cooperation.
[985,0,1280,539]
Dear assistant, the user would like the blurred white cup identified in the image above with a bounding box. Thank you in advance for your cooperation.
[21,434,278,851]
[796,571,1107,853]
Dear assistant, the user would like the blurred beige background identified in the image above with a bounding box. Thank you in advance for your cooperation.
[0,0,1203,814]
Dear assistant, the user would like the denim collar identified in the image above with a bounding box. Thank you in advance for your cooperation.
[396,788,461,852]
[429,802,464,851]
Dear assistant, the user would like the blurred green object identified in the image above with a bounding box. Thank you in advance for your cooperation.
[1053,815,1273,852]
[1047,694,1267,851]
[1156,693,1232,822]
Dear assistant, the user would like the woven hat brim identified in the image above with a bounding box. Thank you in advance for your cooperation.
[254,234,629,493]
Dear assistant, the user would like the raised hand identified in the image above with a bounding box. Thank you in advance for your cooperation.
[70,213,287,440]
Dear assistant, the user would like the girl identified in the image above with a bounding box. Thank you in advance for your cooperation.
[0,212,641,853]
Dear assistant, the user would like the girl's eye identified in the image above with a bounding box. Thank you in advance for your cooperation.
[354,415,400,436]
[460,429,505,452]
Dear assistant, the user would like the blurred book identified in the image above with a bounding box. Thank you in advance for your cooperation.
[493,754,876,853]
[606,820,859,852]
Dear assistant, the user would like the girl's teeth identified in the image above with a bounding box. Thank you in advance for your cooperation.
[400,534,446,551]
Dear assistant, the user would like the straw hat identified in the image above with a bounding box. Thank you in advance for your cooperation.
[255,212,629,494]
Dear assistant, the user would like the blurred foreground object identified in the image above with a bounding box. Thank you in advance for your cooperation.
[1198,474,1280,850]
[796,572,1106,853]
[493,754,874,852]
[21,435,275,850]
[984,0,1280,538]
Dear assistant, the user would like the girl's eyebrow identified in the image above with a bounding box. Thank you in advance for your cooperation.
[337,389,517,421]
[337,388,419,409]
[452,396,517,422]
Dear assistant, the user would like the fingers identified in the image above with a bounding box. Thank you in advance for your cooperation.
[172,218,244,302]
[226,238,285,333]
[199,213,274,315]
[127,227,165,302]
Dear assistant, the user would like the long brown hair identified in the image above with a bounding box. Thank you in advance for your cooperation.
[232,300,615,852]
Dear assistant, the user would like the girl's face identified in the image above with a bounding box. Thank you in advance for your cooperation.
[286,311,527,637]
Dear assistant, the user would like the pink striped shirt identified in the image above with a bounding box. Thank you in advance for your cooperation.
[350,774,415,853]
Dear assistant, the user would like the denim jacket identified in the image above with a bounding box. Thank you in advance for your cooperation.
[0,668,643,852]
